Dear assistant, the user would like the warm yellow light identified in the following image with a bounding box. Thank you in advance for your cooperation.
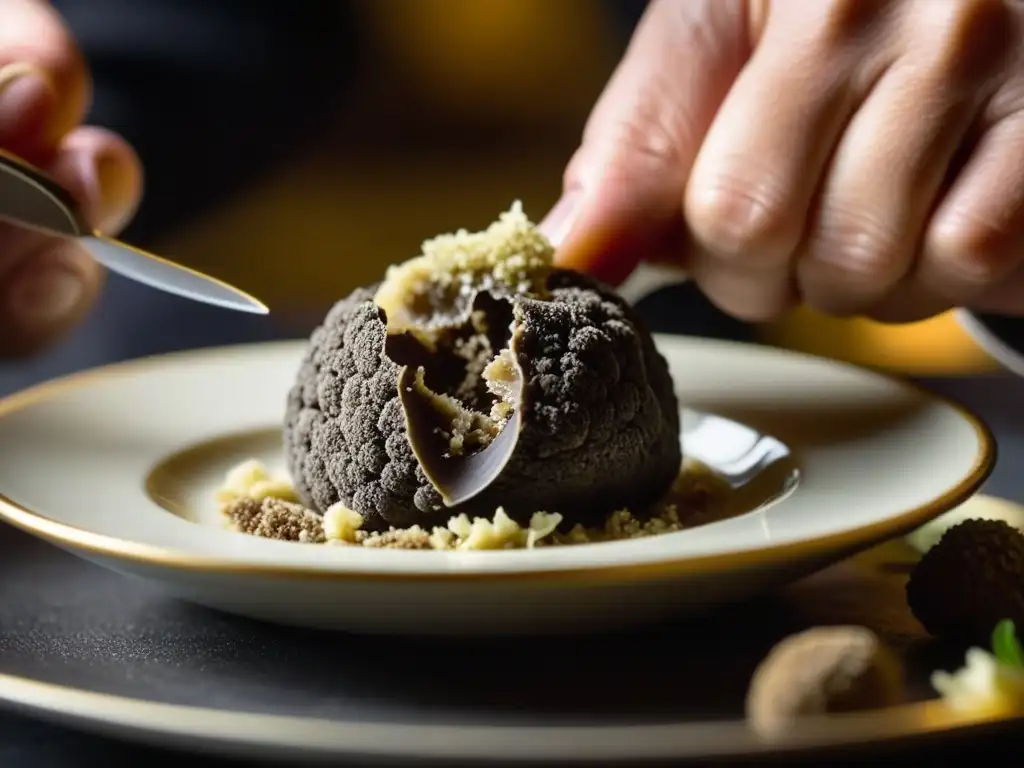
[761,306,999,375]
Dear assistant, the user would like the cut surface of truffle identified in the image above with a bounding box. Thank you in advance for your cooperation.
[284,202,681,532]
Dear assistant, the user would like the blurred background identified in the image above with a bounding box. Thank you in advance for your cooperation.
[0,0,999,395]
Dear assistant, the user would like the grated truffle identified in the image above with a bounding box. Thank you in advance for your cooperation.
[906,519,1024,643]
[283,203,681,532]
[217,459,715,550]
[224,496,326,543]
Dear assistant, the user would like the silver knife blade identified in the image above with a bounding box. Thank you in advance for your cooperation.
[0,149,268,315]
[80,236,268,314]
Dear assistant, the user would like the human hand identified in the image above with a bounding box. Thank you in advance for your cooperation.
[545,0,1024,323]
[0,0,141,356]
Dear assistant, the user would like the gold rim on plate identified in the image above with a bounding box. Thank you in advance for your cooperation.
[0,340,997,584]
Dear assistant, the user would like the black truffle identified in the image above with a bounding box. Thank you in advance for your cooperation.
[283,268,681,532]
[905,519,1024,643]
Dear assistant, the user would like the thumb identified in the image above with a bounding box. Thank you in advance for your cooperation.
[542,0,755,285]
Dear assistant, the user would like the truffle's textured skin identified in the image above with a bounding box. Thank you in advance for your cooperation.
[283,270,681,531]
[906,519,1024,643]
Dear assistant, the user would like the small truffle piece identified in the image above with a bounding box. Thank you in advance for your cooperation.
[283,203,681,531]
[746,626,904,740]
[906,519,1024,644]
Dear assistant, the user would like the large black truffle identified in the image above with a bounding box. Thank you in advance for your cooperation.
[906,519,1024,643]
[283,268,681,532]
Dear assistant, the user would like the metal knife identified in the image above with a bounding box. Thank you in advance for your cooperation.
[0,150,267,315]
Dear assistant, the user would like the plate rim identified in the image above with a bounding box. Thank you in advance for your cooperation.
[0,668,1018,762]
[0,338,997,584]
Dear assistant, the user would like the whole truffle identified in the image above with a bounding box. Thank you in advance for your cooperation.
[283,204,681,532]
[906,518,1024,643]
[746,626,904,740]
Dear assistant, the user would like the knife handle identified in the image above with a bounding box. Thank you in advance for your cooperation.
[0,149,90,238]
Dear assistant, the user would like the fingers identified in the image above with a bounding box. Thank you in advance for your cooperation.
[0,126,143,356]
[553,0,1024,328]
[914,114,1024,314]
[797,63,983,315]
[0,0,90,155]
[0,1,139,356]
[545,0,751,285]
[0,240,101,357]
[684,2,889,320]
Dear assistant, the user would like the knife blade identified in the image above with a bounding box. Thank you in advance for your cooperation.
[0,150,267,315]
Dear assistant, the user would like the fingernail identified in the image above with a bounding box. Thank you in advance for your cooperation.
[538,188,583,247]
[90,153,140,235]
[8,265,84,325]
[0,62,56,145]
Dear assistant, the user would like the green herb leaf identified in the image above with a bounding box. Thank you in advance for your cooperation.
[992,619,1024,669]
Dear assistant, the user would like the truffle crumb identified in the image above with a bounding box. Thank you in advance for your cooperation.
[444,507,554,550]
[322,502,365,544]
[746,626,904,740]
[374,200,554,333]
[360,528,434,550]
[216,458,298,504]
[224,496,326,544]
[906,519,1024,643]
[216,458,722,551]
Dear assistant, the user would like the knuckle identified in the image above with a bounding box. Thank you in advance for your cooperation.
[927,208,1016,285]
[806,205,904,283]
[687,168,795,261]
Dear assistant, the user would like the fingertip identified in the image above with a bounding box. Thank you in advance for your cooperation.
[542,186,633,281]
[544,0,750,286]
[0,239,102,357]
[46,126,144,235]
[548,172,688,286]
[552,200,646,286]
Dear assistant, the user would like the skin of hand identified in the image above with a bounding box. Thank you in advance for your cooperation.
[0,0,141,357]
[544,0,1024,324]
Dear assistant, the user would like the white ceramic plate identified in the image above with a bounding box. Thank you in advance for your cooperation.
[0,337,993,635]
